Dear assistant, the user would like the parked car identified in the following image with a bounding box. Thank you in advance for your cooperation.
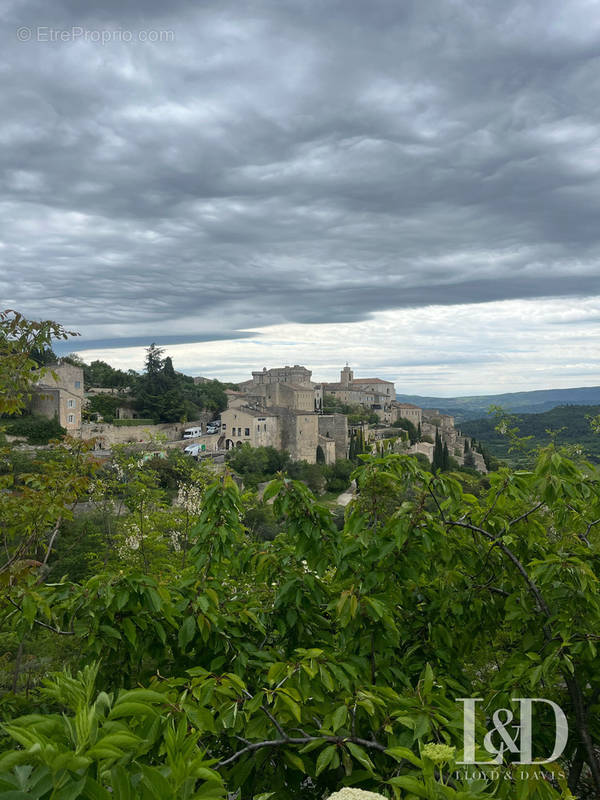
[184,443,206,458]
[183,426,202,439]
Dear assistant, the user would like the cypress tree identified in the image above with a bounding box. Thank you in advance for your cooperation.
[432,428,444,472]
[442,441,450,471]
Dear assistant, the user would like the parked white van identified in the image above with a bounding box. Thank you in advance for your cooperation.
[183,426,202,439]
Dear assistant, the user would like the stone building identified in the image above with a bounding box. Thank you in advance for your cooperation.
[226,362,486,472]
[220,407,279,451]
[320,366,395,421]
[248,381,315,412]
[318,413,349,461]
[30,362,84,433]
[392,402,422,427]
[247,365,313,387]
[220,405,330,464]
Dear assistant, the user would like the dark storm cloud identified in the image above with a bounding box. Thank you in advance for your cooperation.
[53,330,254,354]
[2,0,600,343]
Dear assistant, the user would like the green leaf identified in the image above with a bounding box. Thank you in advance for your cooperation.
[51,778,87,800]
[422,663,434,697]
[315,744,336,776]
[178,615,196,650]
[385,746,423,768]
[388,775,429,798]
[122,618,137,646]
[331,705,347,732]
[345,742,374,773]
[99,624,121,640]
[277,691,301,723]
[283,750,305,772]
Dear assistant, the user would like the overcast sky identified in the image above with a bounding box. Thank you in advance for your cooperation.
[2,0,600,395]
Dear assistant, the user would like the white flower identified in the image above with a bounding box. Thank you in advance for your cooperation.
[328,790,387,800]
[124,534,140,551]
[175,483,204,515]
[421,743,455,764]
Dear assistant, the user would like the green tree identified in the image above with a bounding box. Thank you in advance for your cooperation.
[0,309,77,416]
[432,427,444,471]
[392,416,418,444]
[84,359,131,389]
[135,346,185,423]
[442,441,450,471]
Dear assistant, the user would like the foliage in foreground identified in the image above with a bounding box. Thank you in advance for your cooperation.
[1,310,599,798]
[1,447,600,798]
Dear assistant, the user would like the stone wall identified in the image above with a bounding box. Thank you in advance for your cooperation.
[221,408,281,450]
[252,382,315,411]
[318,436,337,465]
[408,441,435,461]
[81,417,209,449]
[393,403,423,426]
[251,365,312,386]
[31,362,84,432]
[279,410,319,463]
[318,413,349,461]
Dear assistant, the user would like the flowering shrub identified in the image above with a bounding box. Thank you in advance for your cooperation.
[328,790,387,800]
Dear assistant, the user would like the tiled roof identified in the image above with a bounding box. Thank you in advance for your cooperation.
[224,406,276,418]
[350,378,394,385]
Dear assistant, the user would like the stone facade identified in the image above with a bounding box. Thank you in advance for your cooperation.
[279,409,320,462]
[30,362,84,432]
[250,365,312,386]
[81,418,210,449]
[321,367,395,420]
[220,407,281,451]
[392,402,422,427]
[220,405,324,464]
[318,413,349,461]
[226,363,484,473]
[248,381,315,412]
[317,436,337,465]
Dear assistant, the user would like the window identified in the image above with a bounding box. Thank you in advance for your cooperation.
[222,424,226,430]
[67,414,75,423]
[67,399,75,408]
[244,428,250,436]
[74,381,81,389]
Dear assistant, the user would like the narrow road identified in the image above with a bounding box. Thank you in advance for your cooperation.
[336,481,356,506]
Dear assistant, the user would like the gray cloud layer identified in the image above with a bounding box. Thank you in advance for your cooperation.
[2,0,600,346]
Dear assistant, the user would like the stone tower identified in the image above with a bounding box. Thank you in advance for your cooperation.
[340,365,354,387]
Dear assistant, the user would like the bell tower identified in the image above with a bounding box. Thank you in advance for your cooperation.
[340,364,353,387]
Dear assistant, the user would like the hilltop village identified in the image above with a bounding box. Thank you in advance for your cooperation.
[26,360,487,472]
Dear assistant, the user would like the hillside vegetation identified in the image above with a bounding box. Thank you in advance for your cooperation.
[461,404,600,465]
[396,386,600,421]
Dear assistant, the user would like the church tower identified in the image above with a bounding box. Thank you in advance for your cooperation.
[340,364,354,387]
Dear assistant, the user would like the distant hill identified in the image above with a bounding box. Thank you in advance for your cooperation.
[396,386,600,422]
[461,404,600,465]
